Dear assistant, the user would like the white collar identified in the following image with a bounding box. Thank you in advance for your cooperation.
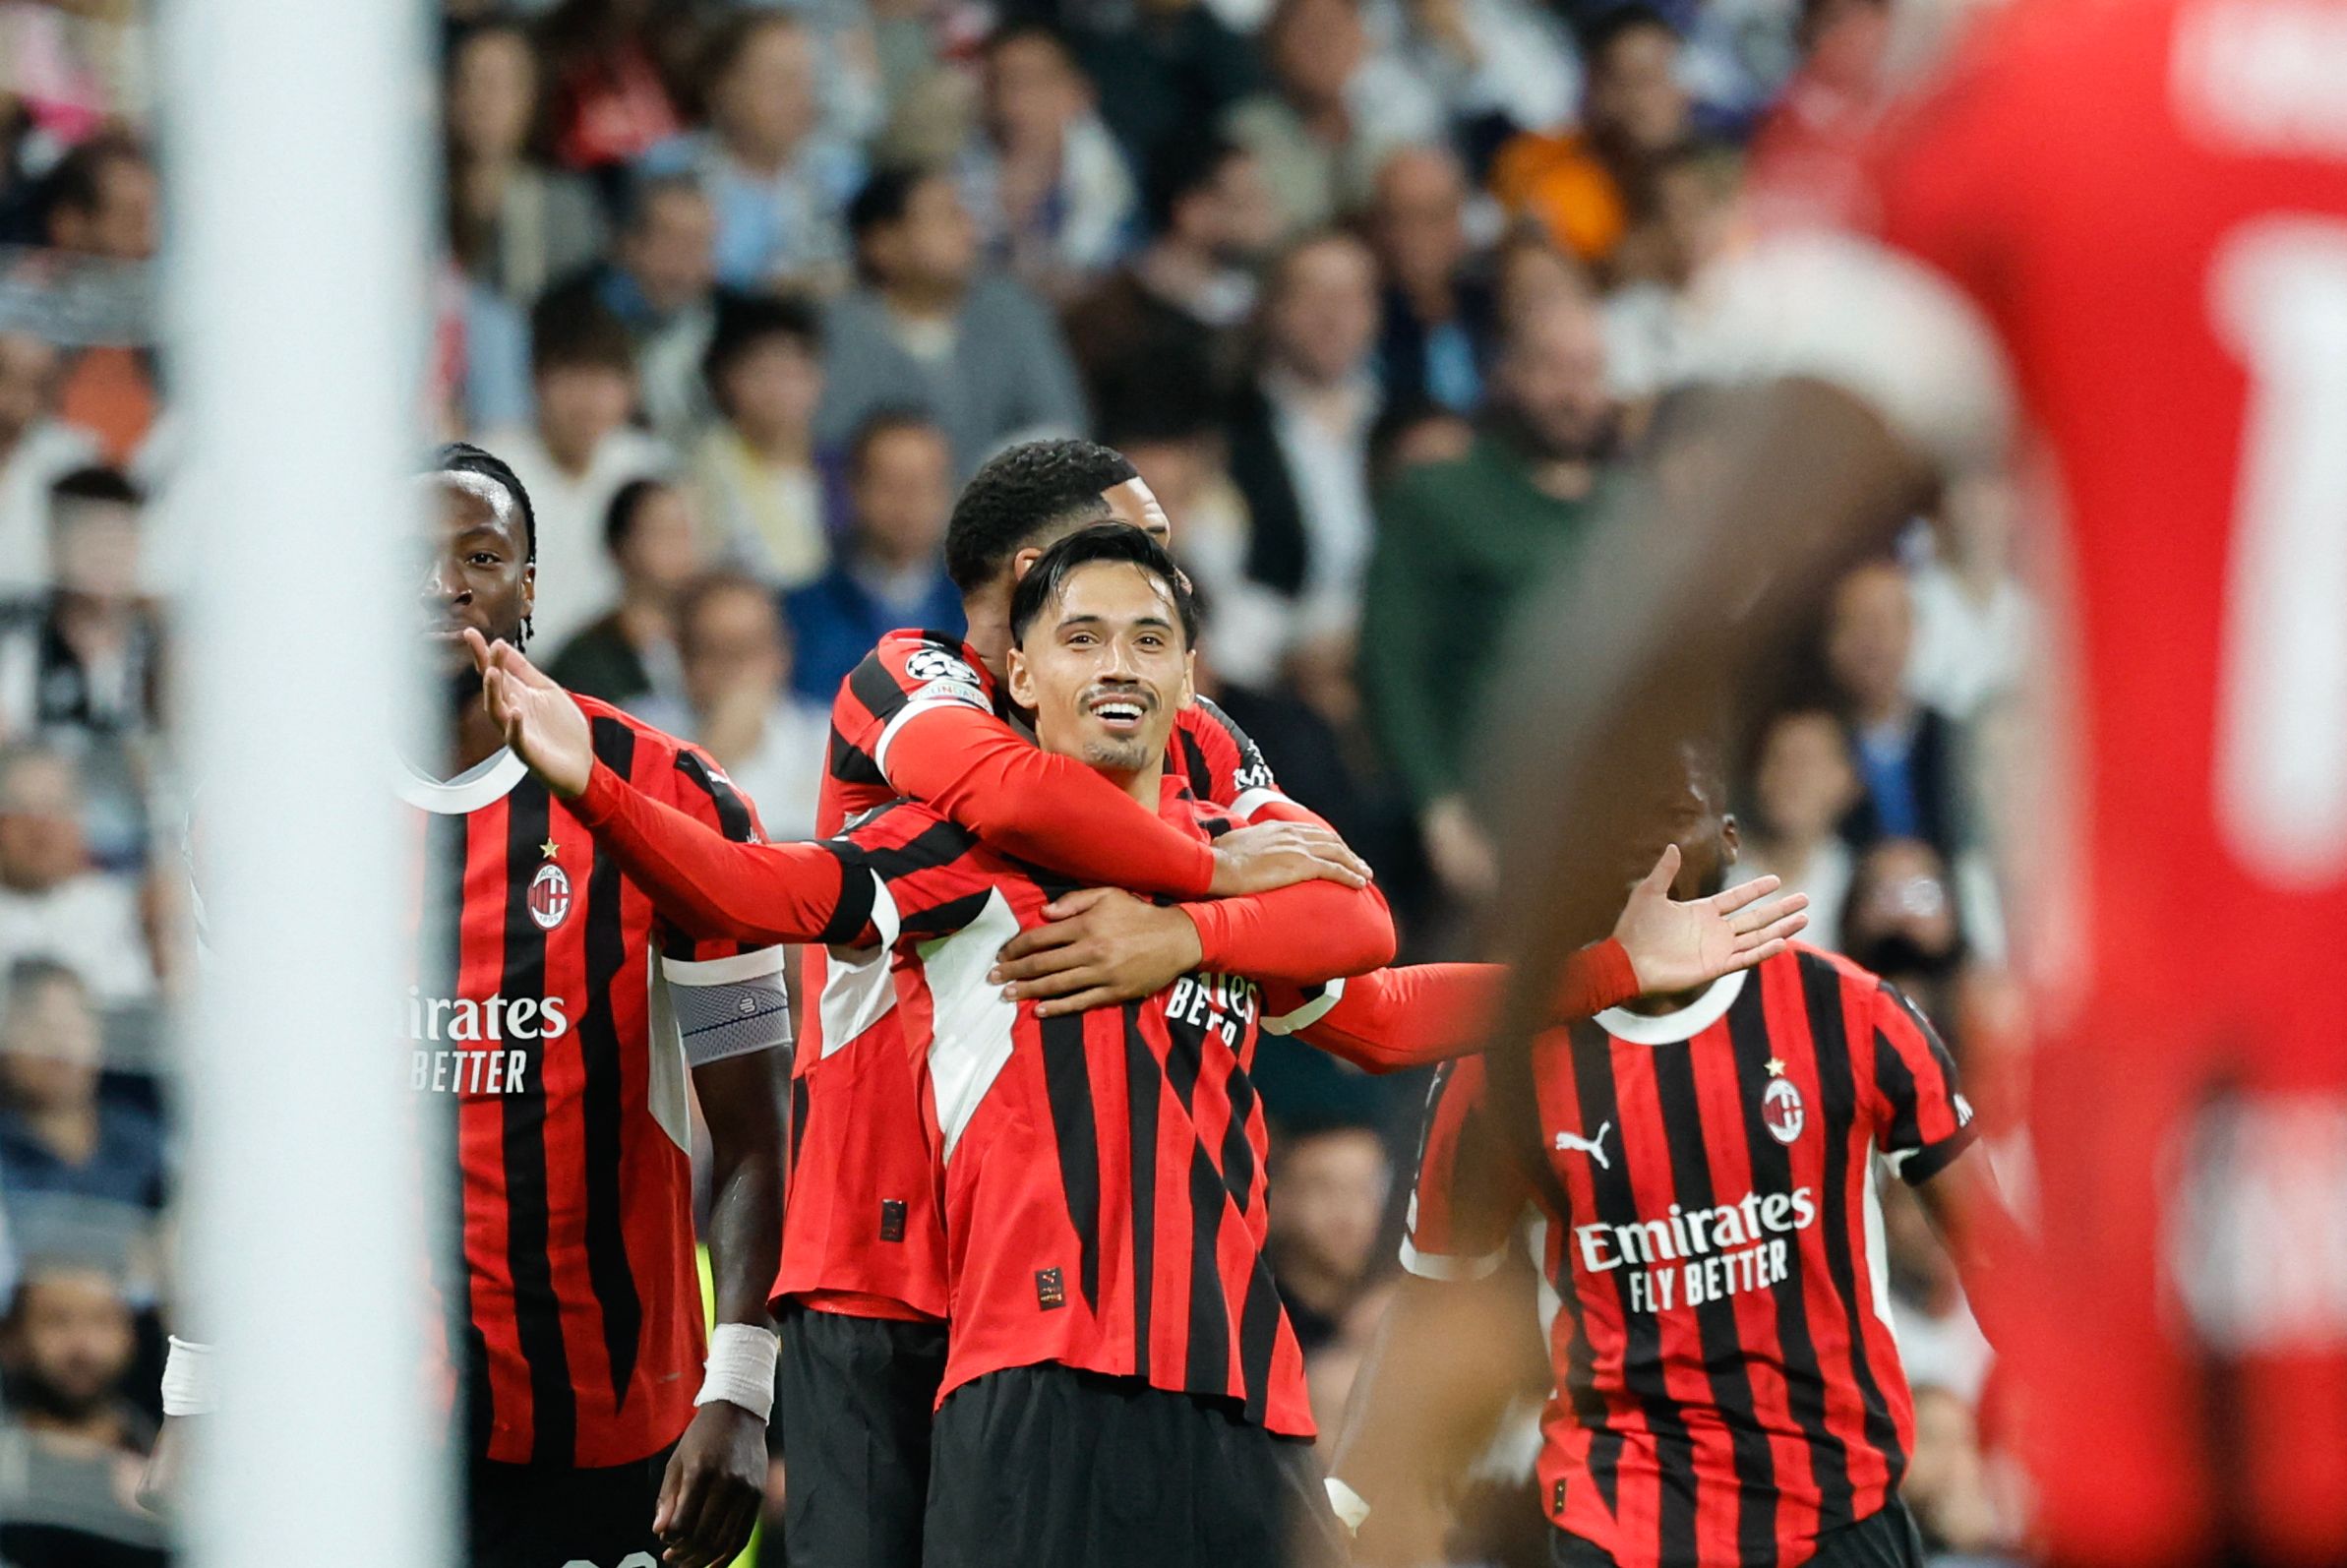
[1595,968,1747,1046]
[395,748,528,814]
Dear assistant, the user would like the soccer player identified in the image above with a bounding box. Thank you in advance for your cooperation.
[1332,742,1998,1568]
[152,446,789,1568]
[475,523,1391,1567]
[1471,1,2347,1560]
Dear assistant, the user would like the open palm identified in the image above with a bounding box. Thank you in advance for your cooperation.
[1611,846,1810,996]
[463,630,593,798]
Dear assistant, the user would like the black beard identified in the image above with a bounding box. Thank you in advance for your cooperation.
[1848,933,1962,984]
[1488,403,1621,467]
[4,1369,113,1423]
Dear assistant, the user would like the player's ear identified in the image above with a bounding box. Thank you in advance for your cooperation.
[1010,546,1047,583]
[1719,813,1740,867]
[1175,647,1196,710]
[1005,646,1036,710]
[520,561,536,614]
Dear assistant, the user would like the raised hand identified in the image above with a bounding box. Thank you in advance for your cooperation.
[1611,846,1810,996]
[463,629,593,798]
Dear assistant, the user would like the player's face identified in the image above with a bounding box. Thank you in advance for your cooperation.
[1619,746,1738,905]
[419,479,534,677]
[1007,562,1193,776]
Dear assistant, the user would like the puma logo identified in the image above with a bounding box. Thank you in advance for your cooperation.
[1554,1121,1614,1171]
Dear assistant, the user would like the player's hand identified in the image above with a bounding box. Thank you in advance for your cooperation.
[1420,795,1497,902]
[136,1414,189,1518]
[1206,821,1372,896]
[1610,846,1809,997]
[654,1401,764,1568]
[463,630,593,799]
[991,887,1206,1016]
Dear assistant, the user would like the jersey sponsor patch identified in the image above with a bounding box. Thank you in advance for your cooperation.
[911,677,991,711]
[905,648,984,687]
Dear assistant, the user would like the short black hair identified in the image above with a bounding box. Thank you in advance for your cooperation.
[1142,136,1243,237]
[945,439,1138,593]
[1009,522,1196,648]
[847,408,945,480]
[48,465,141,516]
[6,956,85,1009]
[702,290,822,412]
[981,17,1080,63]
[39,132,147,235]
[848,164,936,243]
[1581,3,1678,69]
[529,290,635,378]
[615,167,708,237]
[430,441,539,565]
[601,476,673,560]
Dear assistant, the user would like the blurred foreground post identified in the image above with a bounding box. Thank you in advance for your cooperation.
[159,0,443,1562]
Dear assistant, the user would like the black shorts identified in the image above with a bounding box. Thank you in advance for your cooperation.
[774,1300,947,1568]
[1548,1497,1925,1568]
[925,1363,1347,1568]
[465,1441,673,1568]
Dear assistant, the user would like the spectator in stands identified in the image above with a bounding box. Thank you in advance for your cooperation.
[1827,559,1964,858]
[38,134,158,263]
[1909,471,2033,722]
[1599,140,1740,398]
[814,166,1086,477]
[1266,1118,1391,1355]
[1061,137,1278,411]
[656,573,827,843]
[1071,0,1262,175]
[1222,0,1441,236]
[639,12,862,296]
[0,1258,166,1568]
[690,294,830,591]
[1492,6,1690,278]
[1735,708,1859,951]
[0,332,97,597]
[539,172,719,446]
[484,293,672,650]
[1225,230,1384,680]
[1361,291,1619,901]
[444,17,606,307]
[0,468,159,745]
[1902,1382,2009,1558]
[784,412,960,702]
[0,960,164,1218]
[0,751,152,1005]
[1839,836,1966,1024]
[1367,146,1495,413]
[545,477,702,711]
[537,0,689,174]
[959,23,1138,302]
[1882,1179,1991,1403]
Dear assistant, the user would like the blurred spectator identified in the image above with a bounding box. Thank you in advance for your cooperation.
[1826,559,1962,858]
[1909,472,2033,723]
[1222,0,1441,236]
[483,292,672,650]
[1224,230,1383,684]
[1882,1179,1991,1404]
[638,13,863,296]
[0,750,153,1006]
[0,960,163,1218]
[545,476,700,710]
[0,1258,166,1568]
[1735,709,1858,951]
[1367,146,1494,413]
[1072,0,1263,176]
[0,467,160,745]
[784,413,961,703]
[1491,227,1592,329]
[536,0,689,174]
[444,17,606,307]
[1361,291,1618,901]
[539,171,718,447]
[1744,0,1891,232]
[0,332,97,596]
[1838,837,1964,1024]
[1491,6,1689,278]
[655,573,827,843]
[1265,1118,1390,1355]
[814,166,1086,477]
[1384,0,1583,140]
[690,293,830,591]
[1366,396,1475,486]
[959,23,1138,302]
[1902,1382,2010,1560]
[37,134,157,264]
[1599,139,1739,398]
[1061,137,1278,412]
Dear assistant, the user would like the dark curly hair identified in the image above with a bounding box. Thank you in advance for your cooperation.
[945,439,1140,594]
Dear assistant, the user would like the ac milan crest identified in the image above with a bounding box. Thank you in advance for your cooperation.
[1762,1076,1806,1144]
[527,862,573,931]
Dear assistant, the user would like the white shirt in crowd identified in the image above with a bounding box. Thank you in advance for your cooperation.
[1907,560,2033,721]
[1263,368,1381,650]
[481,425,674,651]
[1735,838,1852,954]
[0,872,155,1006]
[0,420,99,596]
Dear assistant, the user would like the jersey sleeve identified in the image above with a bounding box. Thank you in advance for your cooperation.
[1867,980,1979,1185]
[834,631,1219,897]
[1181,796,1396,982]
[1174,695,1285,819]
[1258,942,1638,1072]
[1400,1055,1531,1282]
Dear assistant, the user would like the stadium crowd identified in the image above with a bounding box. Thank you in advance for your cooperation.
[0,0,2035,1561]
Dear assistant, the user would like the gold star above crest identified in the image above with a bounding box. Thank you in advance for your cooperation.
[540,838,561,861]
[1765,1056,1787,1077]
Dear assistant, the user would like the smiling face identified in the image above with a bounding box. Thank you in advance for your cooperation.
[419,476,534,676]
[1006,559,1193,780]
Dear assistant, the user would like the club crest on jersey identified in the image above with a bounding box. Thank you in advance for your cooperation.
[527,862,573,931]
[1763,1076,1806,1144]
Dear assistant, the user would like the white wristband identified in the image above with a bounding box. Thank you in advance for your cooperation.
[161,1336,218,1417]
[1325,1476,1370,1537]
[693,1323,778,1421]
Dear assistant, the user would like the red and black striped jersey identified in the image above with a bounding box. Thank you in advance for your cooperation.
[405,696,782,1469]
[778,628,1282,1320]
[1403,944,1975,1567]
[817,779,1315,1434]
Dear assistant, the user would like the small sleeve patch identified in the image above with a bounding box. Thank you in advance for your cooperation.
[910,678,991,711]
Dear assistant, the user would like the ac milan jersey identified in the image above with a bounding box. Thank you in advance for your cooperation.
[406,697,781,1468]
[777,628,1280,1320]
[818,782,1315,1434]
[1403,945,1974,1568]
